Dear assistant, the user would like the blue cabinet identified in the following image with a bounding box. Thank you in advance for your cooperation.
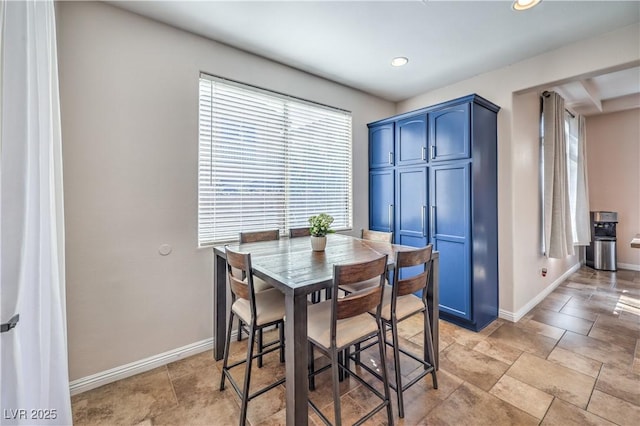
[369,170,394,232]
[368,94,500,332]
[396,114,427,166]
[395,167,428,248]
[431,163,471,320]
[369,122,395,169]
[429,103,470,162]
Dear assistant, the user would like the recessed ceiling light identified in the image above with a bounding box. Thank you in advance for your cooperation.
[512,0,542,11]
[391,57,409,67]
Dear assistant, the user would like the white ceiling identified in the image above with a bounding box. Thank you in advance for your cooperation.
[109,0,640,111]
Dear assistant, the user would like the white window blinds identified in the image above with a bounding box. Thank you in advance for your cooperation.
[198,75,353,246]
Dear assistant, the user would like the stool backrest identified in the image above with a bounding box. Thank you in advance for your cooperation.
[289,227,311,238]
[361,229,393,243]
[239,229,280,243]
[393,245,433,303]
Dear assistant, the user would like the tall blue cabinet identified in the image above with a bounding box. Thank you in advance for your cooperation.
[368,94,500,331]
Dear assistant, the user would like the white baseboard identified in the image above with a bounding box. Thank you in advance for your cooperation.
[618,262,640,272]
[498,262,582,323]
[69,338,214,396]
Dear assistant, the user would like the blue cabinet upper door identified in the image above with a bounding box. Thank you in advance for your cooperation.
[429,103,470,162]
[396,114,427,166]
[369,170,395,233]
[369,123,395,169]
[430,163,471,320]
[395,167,428,248]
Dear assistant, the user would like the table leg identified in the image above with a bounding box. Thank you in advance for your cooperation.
[214,252,227,361]
[285,291,309,425]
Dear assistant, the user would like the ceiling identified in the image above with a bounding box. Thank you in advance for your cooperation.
[109,0,640,113]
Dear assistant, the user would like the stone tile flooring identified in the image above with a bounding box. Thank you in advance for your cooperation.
[72,267,640,425]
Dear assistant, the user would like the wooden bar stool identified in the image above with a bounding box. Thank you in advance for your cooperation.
[307,255,393,426]
[220,247,286,426]
[351,245,438,418]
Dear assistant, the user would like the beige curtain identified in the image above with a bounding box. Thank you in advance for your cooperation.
[574,115,591,245]
[543,92,575,258]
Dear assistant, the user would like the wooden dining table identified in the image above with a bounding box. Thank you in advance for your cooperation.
[213,233,439,425]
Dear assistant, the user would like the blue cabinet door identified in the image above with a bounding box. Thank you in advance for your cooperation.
[369,170,394,232]
[395,167,428,248]
[429,103,470,162]
[430,163,471,320]
[396,114,427,166]
[369,123,395,169]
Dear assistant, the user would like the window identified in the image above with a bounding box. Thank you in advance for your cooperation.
[198,74,353,246]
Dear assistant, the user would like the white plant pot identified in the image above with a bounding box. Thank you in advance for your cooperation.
[310,236,327,251]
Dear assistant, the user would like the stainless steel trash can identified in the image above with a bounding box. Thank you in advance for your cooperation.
[586,211,618,271]
[589,239,617,271]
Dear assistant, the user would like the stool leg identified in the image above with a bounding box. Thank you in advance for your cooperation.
[330,348,342,425]
[220,311,235,391]
[239,325,256,426]
[257,329,264,368]
[424,309,438,389]
[391,318,404,418]
[308,343,315,391]
[279,322,285,363]
[377,325,394,425]
[237,317,243,341]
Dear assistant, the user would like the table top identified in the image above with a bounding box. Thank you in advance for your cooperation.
[214,233,435,295]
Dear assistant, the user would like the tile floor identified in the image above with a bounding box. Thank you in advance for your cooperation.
[72,267,640,425]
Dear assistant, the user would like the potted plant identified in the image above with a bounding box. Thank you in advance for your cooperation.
[308,213,334,251]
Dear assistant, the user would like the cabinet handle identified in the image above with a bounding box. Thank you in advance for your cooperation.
[431,205,436,237]
[388,204,393,232]
[388,152,393,165]
[422,146,427,161]
[421,205,426,237]
[430,145,436,160]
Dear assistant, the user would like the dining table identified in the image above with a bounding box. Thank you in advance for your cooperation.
[213,233,439,425]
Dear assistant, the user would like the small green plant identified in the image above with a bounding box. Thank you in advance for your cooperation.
[308,213,335,237]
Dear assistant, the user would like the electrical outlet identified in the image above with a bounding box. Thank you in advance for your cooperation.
[541,268,547,277]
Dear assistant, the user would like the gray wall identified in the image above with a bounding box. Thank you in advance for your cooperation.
[57,1,394,380]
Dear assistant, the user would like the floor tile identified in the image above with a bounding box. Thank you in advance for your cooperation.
[472,338,523,365]
[546,346,602,378]
[595,363,640,405]
[592,313,640,340]
[541,398,616,426]
[531,308,594,335]
[587,389,640,426]
[559,304,600,321]
[486,322,558,358]
[166,350,218,381]
[515,317,566,340]
[439,343,510,391]
[489,375,553,419]
[72,367,177,425]
[558,331,635,369]
[506,352,596,409]
[424,382,538,425]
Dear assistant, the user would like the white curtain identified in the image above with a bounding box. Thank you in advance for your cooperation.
[542,92,575,258]
[0,1,72,424]
[573,115,591,245]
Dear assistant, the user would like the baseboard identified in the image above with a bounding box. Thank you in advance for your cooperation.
[618,262,640,272]
[498,262,582,323]
[69,338,214,396]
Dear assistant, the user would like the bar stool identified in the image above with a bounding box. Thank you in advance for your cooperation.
[353,245,438,418]
[307,255,393,426]
[237,229,280,367]
[220,247,286,426]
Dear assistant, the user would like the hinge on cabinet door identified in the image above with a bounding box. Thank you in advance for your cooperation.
[1,314,19,333]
